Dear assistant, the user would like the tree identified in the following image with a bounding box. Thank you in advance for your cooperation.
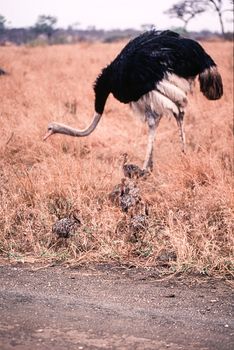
[165,1,205,31]
[141,24,155,32]
[33,15,57,38]
[166,0,232,36]
[205,0,226,36]
[0,14,6,32]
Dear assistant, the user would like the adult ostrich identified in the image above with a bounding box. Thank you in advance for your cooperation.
[44,30,223,171]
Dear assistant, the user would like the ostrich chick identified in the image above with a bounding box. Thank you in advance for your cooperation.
[109,178,141,213]
[122,153,146,179]
[52,216,81,238]
[44,30,223,172]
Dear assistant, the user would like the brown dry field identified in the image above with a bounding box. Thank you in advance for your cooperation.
[0,40,233,276]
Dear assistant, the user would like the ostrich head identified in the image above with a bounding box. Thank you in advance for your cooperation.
[43,123,59,140]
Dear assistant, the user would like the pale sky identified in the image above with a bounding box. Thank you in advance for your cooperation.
[0,0,233,32]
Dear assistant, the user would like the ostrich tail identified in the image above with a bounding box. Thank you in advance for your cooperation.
[199,66,223,100]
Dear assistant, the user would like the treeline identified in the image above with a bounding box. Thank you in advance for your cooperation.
[0,27,143,46]
[0,27,232,46]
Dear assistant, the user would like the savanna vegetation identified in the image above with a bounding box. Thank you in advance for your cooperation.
[0,40,233,276]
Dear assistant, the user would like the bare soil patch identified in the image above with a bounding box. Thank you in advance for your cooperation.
[0,264,233,349]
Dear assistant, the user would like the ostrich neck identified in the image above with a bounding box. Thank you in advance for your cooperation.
[55,112,102,137]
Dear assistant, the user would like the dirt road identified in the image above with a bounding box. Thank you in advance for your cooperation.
[0,264,233,349]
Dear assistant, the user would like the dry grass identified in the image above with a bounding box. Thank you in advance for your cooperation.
[0,40,233,276]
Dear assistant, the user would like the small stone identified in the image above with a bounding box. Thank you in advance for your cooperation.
[165,294,176,298]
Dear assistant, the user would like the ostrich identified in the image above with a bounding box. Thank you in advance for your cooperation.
[122,153,146,179]
[44,30,223,171]
[52,215,81,238]
[109,178,141,213]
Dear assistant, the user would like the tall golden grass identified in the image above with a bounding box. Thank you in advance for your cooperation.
[0,40,233,275]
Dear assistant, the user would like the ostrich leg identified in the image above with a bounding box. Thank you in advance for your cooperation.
[143,111,162,171]
[175,110,186,153]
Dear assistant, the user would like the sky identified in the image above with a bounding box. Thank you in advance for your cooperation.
[0,0,233,32]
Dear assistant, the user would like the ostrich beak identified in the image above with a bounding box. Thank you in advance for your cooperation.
[43,129,53,141]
